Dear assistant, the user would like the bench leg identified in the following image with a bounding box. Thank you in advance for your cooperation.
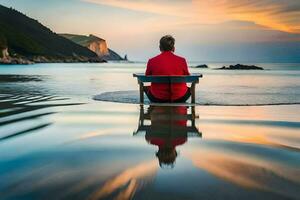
[139,105,144,126]
[191,106,196,127]
[139,82,144,104]
[191,83,196,104]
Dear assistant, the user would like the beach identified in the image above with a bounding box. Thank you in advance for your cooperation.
[0,63,299,200]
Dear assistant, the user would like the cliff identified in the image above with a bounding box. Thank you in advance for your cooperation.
[0,5,103,63]
[1,47,9,59]
[0,32,6,58]
[60,34,125,61]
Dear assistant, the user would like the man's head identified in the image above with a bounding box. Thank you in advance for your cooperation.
[156,147,177,168]
[159,35,175,52]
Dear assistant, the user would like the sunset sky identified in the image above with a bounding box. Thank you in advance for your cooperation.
[1,0,300,62]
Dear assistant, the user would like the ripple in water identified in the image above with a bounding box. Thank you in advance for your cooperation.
[93,90,300,106]
[0,74,83,142]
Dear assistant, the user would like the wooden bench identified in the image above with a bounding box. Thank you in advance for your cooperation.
[133,73,202,104]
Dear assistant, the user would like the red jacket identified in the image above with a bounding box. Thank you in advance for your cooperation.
[146,51,190,101]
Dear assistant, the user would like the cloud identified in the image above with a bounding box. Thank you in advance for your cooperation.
[222,0,300,33]
[82,0,300,33]
[83,0,191,17]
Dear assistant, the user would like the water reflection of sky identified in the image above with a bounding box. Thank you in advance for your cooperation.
[0,65,300,199]
[0,99,299,199]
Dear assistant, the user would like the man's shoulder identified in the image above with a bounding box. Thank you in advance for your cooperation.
[148,54,161,62]
[172,53,186,62]
[148,52,187,64]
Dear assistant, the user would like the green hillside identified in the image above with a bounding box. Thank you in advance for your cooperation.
[0,32,6,48]
[0,5,97,58]
[60,34,101,47]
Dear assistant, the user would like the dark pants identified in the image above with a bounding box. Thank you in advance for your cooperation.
[145,87,191,103]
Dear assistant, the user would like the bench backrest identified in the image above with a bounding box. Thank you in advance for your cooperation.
[133,73,202,83]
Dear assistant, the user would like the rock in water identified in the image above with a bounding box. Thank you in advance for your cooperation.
[217,64,263,70]
[194,64,208,68]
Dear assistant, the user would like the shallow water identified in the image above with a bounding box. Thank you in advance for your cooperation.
[0,63,300,200]
[1,62,300,105]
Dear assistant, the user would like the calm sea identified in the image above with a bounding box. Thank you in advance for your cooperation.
[0,62,300,105]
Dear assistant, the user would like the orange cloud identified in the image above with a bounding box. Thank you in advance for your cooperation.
[82,0,300,33]
[222,0,300,33]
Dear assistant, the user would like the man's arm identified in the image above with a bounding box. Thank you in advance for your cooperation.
[145,59,152,75]
[183,58,190,75]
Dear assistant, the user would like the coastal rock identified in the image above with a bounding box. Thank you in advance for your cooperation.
[0,56,34,65]
[0,55,107,64]
[217,64,263,70]
[86,35,109,56]
[194,64,208,68]
[87,57,107,63]
[102,49,125,61]
[0,47,9,59]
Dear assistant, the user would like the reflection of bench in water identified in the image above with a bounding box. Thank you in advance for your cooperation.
[133,105,202,138]
[133,73,203,104]
[134,105,201,168]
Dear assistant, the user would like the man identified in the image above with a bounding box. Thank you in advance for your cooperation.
[145,35,191,103]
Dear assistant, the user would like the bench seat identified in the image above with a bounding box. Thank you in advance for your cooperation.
[133,73,202,104]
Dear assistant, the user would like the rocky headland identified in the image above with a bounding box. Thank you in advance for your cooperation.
[60,34,126,61]
[0,5,112,65]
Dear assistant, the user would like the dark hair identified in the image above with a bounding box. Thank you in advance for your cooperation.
[156,147,177,168]
[159,35,175,51]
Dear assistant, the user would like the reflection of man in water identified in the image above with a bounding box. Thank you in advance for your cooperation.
[145,106,189,168]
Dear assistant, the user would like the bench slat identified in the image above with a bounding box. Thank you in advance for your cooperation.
[133,73,202,83]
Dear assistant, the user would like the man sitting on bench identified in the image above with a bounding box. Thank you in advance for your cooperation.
[145,35,191,103]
